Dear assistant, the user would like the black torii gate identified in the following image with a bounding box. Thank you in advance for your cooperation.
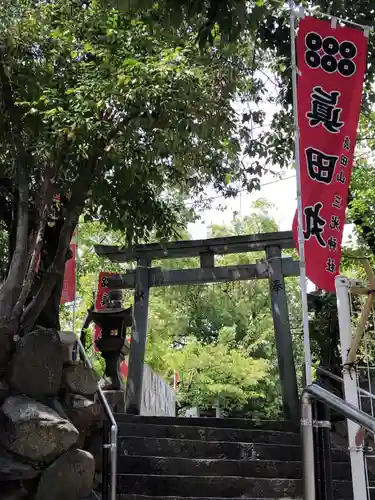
[95,230,301,421]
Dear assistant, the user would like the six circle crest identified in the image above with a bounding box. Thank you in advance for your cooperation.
[305,32,357,77]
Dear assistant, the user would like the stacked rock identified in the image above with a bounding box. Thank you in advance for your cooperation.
[0,328,102,500]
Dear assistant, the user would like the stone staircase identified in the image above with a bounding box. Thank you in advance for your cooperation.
[113,415,372,500]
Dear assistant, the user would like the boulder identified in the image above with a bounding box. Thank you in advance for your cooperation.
[59,331,77,364]
[9,329,63,398]
[0,332,13,375]
[74,427,89,450]
[85,430,103,473]
[0,449,40,481]
[34,449,95,500]
[101,389,126,413]
[0,481,30,500]
[0,378,9,404]
[68,394,101,430]
[0,395,78,463]
[63,363,98,397]
[38,397,69,420]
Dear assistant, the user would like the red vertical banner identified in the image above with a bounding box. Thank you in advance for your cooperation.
[60,230,77,304]
[94,272,128,378]
[292,17,368,292]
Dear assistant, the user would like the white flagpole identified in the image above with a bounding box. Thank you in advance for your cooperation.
[289,0,313,386]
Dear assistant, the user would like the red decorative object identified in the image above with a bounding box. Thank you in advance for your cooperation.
[94,272,128,377]
[60,231,77,304]
[292,17,368,292]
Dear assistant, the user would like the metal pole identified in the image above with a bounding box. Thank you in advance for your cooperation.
[303,384,375,434]
[312,400,320,500]
[102,423,110,499]
[289,0,312,385]
[77,338,118,500]
[301,392,316,500]
[316,401,333,500]
[335,276,367,500]
[110,424,118,500]
[317,365,375,402]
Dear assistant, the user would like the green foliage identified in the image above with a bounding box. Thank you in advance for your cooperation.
[0,0,265,247]
[111,0,285,46]
[69,202,303,417]
[141,201,304,416]
[163,336,271,411]
[142,0,375,173]
[347,120,375,255]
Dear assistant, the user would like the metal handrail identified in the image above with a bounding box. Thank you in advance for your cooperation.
[303,384,375,432]
[76,338,118,500]
[301,383,375,500]
[317,366,375,401]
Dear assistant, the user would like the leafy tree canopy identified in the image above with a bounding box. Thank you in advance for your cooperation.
[0,0,267,338]
[1,0,375,348]
[1,0,262,242]
[111,0,375,171]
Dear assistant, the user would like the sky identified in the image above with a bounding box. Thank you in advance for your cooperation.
[187,89,299,239]
[187,168,353,243]
[186,166,353,299]
[187,171,297,239]
[187,82,355,244]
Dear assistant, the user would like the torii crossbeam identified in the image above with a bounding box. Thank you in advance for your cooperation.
[95,230,301,420]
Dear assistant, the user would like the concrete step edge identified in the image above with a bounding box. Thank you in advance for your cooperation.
[118,456,304,464]
[118,423,299,435]
[118,436,300,447]
[116,474,356,482]
[117,497,301,500]
[114,415,299,428]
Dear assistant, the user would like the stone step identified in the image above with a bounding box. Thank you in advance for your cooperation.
[118,423,300,445]
[118,437,349,462]
[117,496,372,500]
[117,496,371,500]
[115,415,299,432]
[118,497,303,500]
[116,475,369,498]
[118,456,351,480]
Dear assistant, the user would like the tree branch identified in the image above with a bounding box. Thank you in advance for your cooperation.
[12,171,55,319]
[0,49,30,317]
[20,154,101,334]
[348,193,375,256]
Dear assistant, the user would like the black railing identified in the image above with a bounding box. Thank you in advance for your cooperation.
[76,338,118,500]
[301,383,375,500]
[312,399,333,500]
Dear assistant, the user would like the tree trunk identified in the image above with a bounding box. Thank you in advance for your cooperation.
[0,52,30,318]
[20,155,100,335]
[34,272,65,331]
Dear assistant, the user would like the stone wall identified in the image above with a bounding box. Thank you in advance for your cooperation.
[0,329,98,500]
[140,364,175,416]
